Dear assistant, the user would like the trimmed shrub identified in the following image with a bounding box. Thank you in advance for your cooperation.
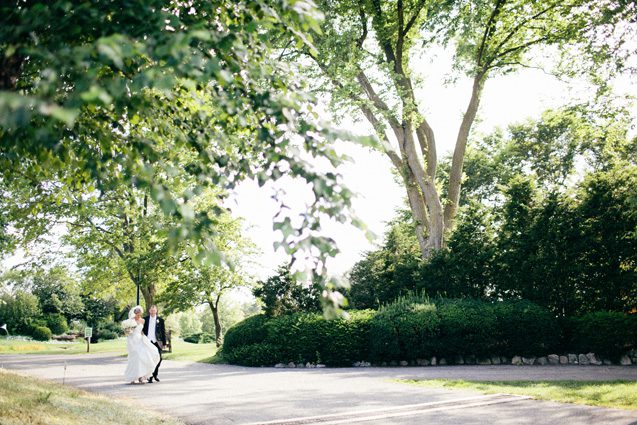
[493,300,559,356]
[182,333,202,344]
[570,312,637,361]
[224,343,280,367]
[436,299,497,358]
[32,326,52,341]
[97,321,121,341]
[223,311,374,366]
[46,313,69,335]
[369,298,439,362]
[223,314,269,351]
[264,313,325,364]
[320,310,374,366]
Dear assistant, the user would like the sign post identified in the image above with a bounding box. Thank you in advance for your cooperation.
[84,327,93,353]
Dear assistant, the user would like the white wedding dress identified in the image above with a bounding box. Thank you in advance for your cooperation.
[124,321,160,382]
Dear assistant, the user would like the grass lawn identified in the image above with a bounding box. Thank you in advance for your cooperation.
[0,337,217,363]
[0,369,184,425]
[396,379,637,410]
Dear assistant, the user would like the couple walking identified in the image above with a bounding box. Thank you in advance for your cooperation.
[124,304,166,384]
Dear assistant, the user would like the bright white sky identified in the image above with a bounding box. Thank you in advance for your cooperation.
[2,48,636,284]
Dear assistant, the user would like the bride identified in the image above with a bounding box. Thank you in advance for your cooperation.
[123,305,160,384]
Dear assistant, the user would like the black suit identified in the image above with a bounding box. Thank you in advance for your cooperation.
[142,315,166,379]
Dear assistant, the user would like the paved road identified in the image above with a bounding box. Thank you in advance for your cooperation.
[1,354,636,425]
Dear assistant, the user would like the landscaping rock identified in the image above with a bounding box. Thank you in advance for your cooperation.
[559,356,568,365]
[620,355,632,366]
[465,355,476,365]
[536,357,548,366]
[316,364,326,368]
[568,354,578,364]
[287,362,296,368]
[578,354,589,365]
[512,356,523,366]
[586,353,602,366]
[477,357,492,365]
[297,363,305,368]
[547,354,559,365]
[362,361,371,367]
[399,360,409,367]
[353,362,361,367]
[453,355,464,365]
[522,357,535,365]
[275,363,286,368]
[491,356,501,365]
[430,356,437,366]
[439,358,447,365]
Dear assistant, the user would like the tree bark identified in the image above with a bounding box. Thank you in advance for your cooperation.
[208,295,223,348]
[141,284,155,311]
[444,74,485,233]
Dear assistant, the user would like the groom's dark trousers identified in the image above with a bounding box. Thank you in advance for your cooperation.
[143,315,166,379]
[150,341,162,378]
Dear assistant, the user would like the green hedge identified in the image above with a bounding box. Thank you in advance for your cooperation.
[222,311,374,366]
[569,312,637,361]
[32,326,52,341]
[369,298,439,361]
[493,299,559,356]
[223,299,635,366]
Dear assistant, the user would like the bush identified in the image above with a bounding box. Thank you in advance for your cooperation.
[436,299,498,358]
[493,300,559,356]
[223,311,374,366]
[46,313,68,335]
[32,326,52,341]
[224,342,280,366]
[182,333,202,344]
[223,314,269,352]
[222,298,632,367]
[320,310,374,366]
[570,312,637,360]
[93,321,121,341]
[369,296,439,362]
[0,290,41,335]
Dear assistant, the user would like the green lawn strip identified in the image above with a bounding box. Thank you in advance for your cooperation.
[0,338,216,362]
[395,379,637,410]
[0,369,184,425]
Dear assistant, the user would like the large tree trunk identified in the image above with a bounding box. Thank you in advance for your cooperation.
[444,74,485,233]
[140,284,155,311]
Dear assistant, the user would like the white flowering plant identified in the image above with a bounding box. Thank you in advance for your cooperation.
[121,318,138,336]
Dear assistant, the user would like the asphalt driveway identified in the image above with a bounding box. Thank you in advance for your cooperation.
[1,354,636,425]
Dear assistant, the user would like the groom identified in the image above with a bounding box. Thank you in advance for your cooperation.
[142,304,166,383]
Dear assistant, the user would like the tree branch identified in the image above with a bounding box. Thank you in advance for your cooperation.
[476,0,506,67]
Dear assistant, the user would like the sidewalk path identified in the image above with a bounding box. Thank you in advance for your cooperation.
[1,354,636,425]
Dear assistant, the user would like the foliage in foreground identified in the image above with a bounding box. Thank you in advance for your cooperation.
[222,297,637,367]
[0,370,184,425]
[397,379,637,411]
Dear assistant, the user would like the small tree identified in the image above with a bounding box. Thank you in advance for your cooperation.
[253,265,322,317]
[161,211,255,347]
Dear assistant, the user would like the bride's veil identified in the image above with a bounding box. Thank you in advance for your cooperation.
[128,305,143,320]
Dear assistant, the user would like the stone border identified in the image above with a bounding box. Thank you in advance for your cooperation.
[271,349,637,368]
